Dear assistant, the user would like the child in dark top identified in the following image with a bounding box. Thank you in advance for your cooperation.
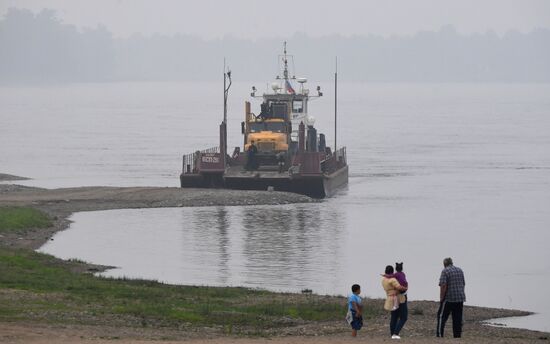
[394,262,408,293]
[382,262,408,302]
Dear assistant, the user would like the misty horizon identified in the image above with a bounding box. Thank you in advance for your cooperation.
[3,0,550,39]
[1,8,549,83]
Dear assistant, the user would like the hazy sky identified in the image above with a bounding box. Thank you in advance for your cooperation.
[1,0,549,39]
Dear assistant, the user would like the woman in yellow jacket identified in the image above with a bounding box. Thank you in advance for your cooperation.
[382,265,408,339]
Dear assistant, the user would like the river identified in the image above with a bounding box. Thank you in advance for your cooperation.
[1,81,549,332]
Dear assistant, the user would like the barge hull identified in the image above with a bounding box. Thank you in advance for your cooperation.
[223,175,325,198]
[322,165,349,197]
[181,164,349,199]
[180,173,224,188]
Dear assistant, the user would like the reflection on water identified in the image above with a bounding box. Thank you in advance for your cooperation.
[186,203,345,292]
[39,204,345,293]
[188,207,231,285]
[239,205,343,290]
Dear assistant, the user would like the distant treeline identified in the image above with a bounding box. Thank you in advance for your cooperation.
[1,8,549,83]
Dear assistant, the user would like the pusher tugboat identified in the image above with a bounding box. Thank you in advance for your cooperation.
[180,43,348,198]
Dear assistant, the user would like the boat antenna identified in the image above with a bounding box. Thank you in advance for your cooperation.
[283,41,289,81]
[334,56,338,152]
[223,58,232,124]
[223,58,232,161]
[223,58,226,124]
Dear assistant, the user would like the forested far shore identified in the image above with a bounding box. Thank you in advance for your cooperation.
[1,8,549,83]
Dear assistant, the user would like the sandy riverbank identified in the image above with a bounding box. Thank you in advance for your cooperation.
[0,173,30,182]
[1,308,548,344]
[1,175,549,343]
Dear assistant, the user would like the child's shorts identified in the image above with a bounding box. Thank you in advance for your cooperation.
[350,310,364,330]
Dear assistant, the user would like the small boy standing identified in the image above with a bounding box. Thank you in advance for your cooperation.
[347,284,363,337]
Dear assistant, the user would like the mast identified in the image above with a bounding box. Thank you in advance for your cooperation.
[283,41,288,81]
[281,42,296,95]
[334,56,338,152]
[223,58,226,125]
[223,59,231,163]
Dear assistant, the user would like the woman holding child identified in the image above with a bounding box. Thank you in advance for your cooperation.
[381,263,408,340]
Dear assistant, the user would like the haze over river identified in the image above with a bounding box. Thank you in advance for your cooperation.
[1,82,549,332]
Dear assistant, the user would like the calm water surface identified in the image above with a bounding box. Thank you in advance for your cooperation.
[1,82,549,332]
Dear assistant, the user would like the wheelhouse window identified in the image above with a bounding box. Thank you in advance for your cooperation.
[271,102,288,119]
[293,100,304,113]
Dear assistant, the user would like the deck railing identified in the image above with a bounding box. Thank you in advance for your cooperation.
[321,146,347,174]
[182,146,220,174]
[335,146,347,166]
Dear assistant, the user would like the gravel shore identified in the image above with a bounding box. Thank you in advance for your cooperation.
[0,173,30,181]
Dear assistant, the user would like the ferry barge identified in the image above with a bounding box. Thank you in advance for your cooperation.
[180,44,348,198]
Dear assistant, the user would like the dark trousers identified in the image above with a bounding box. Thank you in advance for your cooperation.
[390,300,408,335]
[436,301,463,338]
[246,156,257,170]
[350,309,363,331]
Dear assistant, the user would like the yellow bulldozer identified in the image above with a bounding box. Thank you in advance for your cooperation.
[241,101,291,169]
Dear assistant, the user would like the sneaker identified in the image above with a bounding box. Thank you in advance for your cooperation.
[391,334,401,339]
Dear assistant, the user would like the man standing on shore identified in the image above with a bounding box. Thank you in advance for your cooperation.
[436,257,466,338]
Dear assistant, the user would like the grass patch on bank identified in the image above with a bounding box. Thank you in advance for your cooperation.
[0,207,52,233]
[0,247,379,333]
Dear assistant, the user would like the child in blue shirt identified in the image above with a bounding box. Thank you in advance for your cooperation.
[347,284,363,337]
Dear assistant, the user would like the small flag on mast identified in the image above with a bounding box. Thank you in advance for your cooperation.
[285,80,295,94]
